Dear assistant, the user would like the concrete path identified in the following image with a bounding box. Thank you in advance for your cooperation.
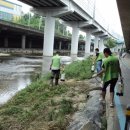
[106,54,130,130]
[106,90,120,130]
[111,54,130,130]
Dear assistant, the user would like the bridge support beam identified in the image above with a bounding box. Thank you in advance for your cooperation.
[22,35,26,49]
[99,39,105,52]
[59,41,62,50]
[43,14,55,56]
[29,41,32,48]
[71,25,79,59]
[94,37,99,50]
[4,37,8,48]
[85,31,91,57]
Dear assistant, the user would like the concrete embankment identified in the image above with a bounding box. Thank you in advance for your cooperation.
[67,79,106,130]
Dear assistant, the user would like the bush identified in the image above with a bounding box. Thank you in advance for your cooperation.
[65,57,93,80]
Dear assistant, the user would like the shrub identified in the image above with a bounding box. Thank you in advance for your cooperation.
[65,57,93,80]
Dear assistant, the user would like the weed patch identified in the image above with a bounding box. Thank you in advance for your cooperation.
[65,57,93,80]
[0,58,93,130]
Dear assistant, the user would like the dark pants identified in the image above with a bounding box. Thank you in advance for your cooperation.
[51,69,60,85]
[102,78,118,92]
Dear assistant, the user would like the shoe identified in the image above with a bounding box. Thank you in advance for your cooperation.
[110,102,114,108]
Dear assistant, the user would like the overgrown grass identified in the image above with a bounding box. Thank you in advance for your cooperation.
[65,57,93,80]
[0,76,75,130]
[0,57,93,130]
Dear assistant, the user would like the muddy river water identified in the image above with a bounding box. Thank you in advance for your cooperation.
[0,56,42,105]
[0,55,73,105]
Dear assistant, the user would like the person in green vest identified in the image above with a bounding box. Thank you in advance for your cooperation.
[93,48,123,107]
[95,48,104,73]
[50,51,61,86]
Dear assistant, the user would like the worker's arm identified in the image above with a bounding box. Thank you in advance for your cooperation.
[97,68,105,76]
[92,64,105,78]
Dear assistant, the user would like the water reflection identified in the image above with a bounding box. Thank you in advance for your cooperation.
[0,55,73,105]
[0,56,42,105]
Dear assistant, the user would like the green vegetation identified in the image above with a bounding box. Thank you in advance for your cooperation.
[16,14,44,30]
[104,38,116,48]
[101,116,107,130]
[65,57,93,80]
[0,77,73,130]
[0,58,92,130]
[4,12,85,40]
[79,34,85,40]
[15,13,72,38]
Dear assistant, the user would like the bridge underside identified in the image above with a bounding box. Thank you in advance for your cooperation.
[116,0,130,49]
[19,0,66,7]
[19,0,88,22]
[60,12,86,21]
[0,20,78,49]
[18,0,108,56]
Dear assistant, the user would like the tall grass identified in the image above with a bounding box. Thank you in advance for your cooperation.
[0,57,93,130]
[0,76,74,130]
[65,57,93,80]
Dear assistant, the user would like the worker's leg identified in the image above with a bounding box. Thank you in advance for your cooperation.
[101,81,110,101]
[50,70,55,86]
[55,70,60,85]
[109,78,118,107]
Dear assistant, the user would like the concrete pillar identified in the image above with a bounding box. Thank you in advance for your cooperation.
[94,37,99,50]
[99,39,105,52]
[71,25,79,59]
[85,31,91,57]
[29,41,32,48]
[4,37,8,48]
[43,14,55,56]
[22,35,26,49]
[68,43,71,50]
[59,41,62,50]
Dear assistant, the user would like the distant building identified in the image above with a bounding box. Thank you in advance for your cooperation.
[0,0,22,21]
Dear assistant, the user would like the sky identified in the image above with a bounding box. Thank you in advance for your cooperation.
[96,0,123,36]
[7,0,123,37]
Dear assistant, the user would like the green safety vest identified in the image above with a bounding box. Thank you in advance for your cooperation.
[102,55,120,82]
[96,53,104,61]
[51,54,61,70]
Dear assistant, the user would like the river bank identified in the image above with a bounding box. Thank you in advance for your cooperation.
[0,48,85,57]
[0,57,107,130]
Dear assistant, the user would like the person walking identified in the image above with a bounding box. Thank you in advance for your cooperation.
[50,51,61,86]
[95,48,104,73]
[93,48,123,107]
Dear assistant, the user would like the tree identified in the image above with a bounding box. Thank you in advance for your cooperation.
[55,19,68,36]
[79,34,85,40]
[15,13,69,37]
[104,38,116,48]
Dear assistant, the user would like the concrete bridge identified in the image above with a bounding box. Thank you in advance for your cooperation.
[18,0,115,58]
[0,19,85,51]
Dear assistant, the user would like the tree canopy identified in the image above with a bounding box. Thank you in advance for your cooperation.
[104,38,116,48]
